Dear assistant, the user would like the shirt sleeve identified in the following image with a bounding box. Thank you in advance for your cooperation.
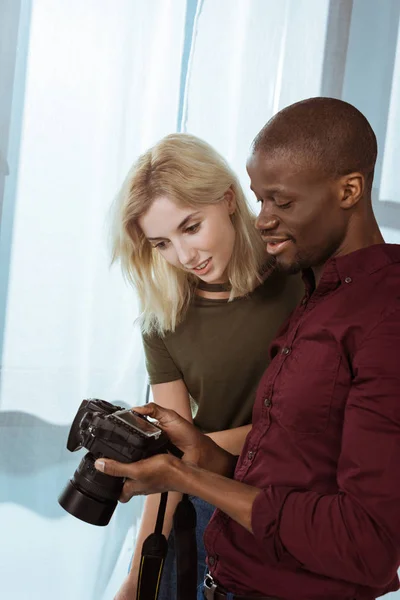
[251,305,400,588]
[142,331,182,385]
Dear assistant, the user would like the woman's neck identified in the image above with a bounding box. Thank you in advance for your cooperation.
[195,280,231,300]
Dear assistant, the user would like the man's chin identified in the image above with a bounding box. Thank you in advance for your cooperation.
[274,258,303,275]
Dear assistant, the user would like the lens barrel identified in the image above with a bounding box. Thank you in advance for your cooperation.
[58,453,124,526]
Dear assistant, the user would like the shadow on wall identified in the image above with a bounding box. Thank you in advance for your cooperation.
[0,406,135,514]
[0,411,76,516]
[0,408,140,598]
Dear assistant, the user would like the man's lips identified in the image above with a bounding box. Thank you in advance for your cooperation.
[263,238,293,256]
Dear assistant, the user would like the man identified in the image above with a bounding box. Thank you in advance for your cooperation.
[96,98,400,599]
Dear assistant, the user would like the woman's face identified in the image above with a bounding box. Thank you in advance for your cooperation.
[138,191,236,283]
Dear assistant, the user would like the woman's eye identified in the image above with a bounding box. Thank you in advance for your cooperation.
[186,223,200,233]
[278,202,292,209]
[154,241,167,249]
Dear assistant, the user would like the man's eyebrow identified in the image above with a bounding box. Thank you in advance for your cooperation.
[263,187,287,196]
[250,186,285,197]
[147,212,201,241]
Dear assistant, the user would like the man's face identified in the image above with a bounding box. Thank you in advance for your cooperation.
[247,150,347,274]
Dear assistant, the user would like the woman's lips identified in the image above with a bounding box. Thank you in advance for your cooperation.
[192,258,212,275]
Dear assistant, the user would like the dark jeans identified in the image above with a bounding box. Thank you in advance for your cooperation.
[157,495,215,600]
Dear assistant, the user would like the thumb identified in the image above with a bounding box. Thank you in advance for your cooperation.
[133,402,180,428]
[94,458,137,478]
[131,402,161,421]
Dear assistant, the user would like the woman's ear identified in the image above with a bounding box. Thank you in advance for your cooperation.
[224,186,236,215]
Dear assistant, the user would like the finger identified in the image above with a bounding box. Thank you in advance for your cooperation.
[95,458,140,478]
[120,480,148,503]
[130,403,158,417]
[132,403,182,428]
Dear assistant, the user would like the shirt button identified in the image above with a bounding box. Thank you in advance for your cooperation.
[247,450,255,460]
[264,397,272,408]
[344,276,352,284]
[208,556,215,566]
[281,346,291,355]
[301,297,307,305]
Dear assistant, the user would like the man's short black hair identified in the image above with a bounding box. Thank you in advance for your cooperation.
[252,97,377,188]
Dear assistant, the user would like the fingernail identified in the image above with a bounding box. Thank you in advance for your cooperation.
[95,459,105,472]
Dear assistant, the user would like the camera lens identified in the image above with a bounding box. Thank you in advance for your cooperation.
[58,452,124,526]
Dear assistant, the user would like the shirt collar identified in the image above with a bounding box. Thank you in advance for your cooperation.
[302,243,400,297]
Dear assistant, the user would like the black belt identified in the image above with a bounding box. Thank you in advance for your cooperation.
[203,574,281,600]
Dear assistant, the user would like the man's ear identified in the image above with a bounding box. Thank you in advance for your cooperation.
[225,186,237,214]
[340,172,364,209]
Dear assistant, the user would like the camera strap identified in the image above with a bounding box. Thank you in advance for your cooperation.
[136,492,168,600]
[137,492,197,600]
[173,493,197,600]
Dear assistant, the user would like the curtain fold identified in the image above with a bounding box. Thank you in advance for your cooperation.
[0,1,399,599]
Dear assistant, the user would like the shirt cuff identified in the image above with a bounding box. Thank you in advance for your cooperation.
[251,486,303,569]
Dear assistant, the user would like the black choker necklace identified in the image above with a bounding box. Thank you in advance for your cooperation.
[197,281,231,292]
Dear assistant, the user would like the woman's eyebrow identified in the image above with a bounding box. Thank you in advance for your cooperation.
[147,212,201,241]
[177,212,201,230]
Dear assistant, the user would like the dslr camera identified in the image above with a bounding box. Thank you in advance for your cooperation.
[58,399,181,526]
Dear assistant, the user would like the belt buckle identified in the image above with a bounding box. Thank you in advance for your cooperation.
[204,573,218,598]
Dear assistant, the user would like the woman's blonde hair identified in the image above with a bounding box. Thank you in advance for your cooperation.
[112,133,266,334]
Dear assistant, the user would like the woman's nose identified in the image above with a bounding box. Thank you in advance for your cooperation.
[176,241,197,267]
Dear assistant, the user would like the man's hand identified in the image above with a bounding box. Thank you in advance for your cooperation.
[94,403,238,503]
[95,402,202,500]
[97,453,183,502]
[130,402,206,466]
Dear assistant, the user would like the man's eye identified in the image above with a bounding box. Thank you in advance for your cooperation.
[186,223,200,233]
[278,202,292,209]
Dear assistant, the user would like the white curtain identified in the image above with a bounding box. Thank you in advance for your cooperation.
[0,1,399,599]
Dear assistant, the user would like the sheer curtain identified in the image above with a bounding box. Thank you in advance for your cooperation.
[0,2,187,599]
[0,1,399,599]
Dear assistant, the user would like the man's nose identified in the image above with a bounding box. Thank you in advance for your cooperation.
[255,208,280,232]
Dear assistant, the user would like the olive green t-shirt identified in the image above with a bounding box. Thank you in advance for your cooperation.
[143,271,304,433]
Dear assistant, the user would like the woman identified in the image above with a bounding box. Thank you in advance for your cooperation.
[111,133,303,599]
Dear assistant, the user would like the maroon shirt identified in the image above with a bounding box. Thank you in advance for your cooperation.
[204,244,400,600]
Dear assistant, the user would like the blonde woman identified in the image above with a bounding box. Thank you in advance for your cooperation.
[112,134,303,600]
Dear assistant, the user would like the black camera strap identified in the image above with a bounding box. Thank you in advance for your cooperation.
[136,492,168,600]
[173,493,197,600]
[137,492,197,600]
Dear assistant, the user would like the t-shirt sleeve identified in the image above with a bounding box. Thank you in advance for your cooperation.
[142,331,182,385]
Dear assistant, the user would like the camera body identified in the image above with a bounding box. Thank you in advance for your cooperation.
[58,399,181,526]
